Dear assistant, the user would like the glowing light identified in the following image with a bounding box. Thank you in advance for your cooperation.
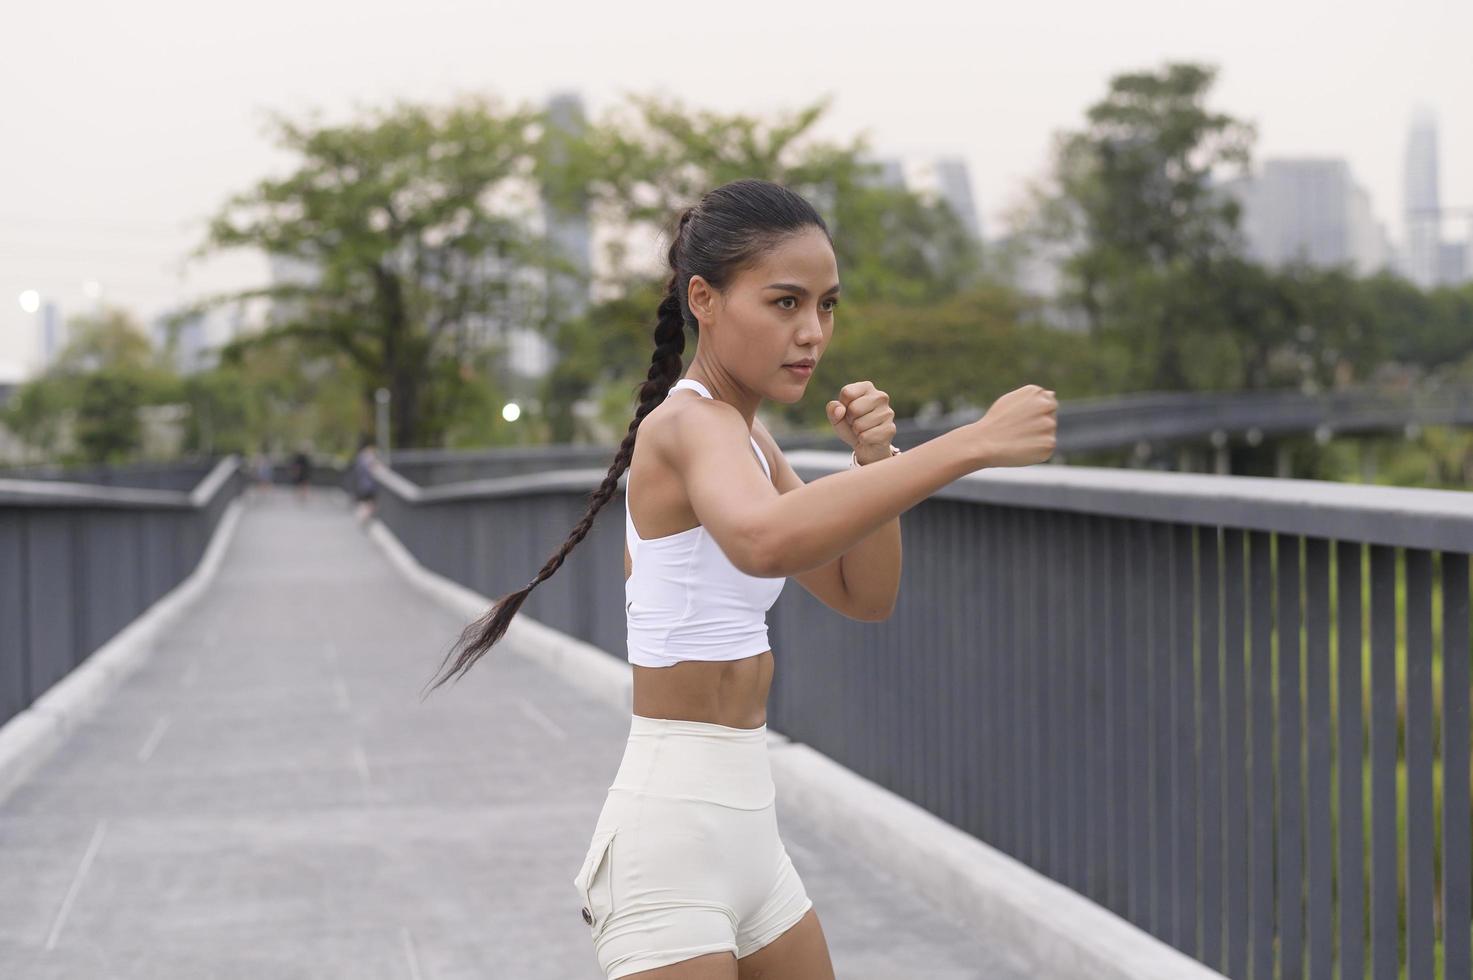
[18,290,40,313]
[502,402,521,422]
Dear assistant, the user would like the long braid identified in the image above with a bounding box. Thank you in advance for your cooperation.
[422,178,828,696]
[421,209,696,696]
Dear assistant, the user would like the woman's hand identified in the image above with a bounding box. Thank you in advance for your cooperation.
[827,381,898,465]
[967,384,1058,468]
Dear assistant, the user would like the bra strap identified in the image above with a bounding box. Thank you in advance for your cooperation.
[671,377,712,399]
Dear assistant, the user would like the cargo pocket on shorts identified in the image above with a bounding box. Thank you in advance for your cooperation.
[572,827,618,937]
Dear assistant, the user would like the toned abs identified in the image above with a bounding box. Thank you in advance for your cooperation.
[625,396,774,730]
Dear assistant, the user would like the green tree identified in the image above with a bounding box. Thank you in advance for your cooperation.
[75,371,144,462]
[540,93,988,442]
[813,282,1102,421]
[1358,274,1473,370]
[3,375,75,457]
[539,276,662,444]
[3,307,178,464]
[562,93,981,306]
[195,96,554,448]
[194,340,365,456]
[1018,62,1256,390]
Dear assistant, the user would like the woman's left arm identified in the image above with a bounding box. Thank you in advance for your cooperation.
[754,419,899,622]
[836,507,901,621]
[828,381,903,620]
[752,382,904,622]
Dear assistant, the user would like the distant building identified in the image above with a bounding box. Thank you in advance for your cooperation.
[1440,241,1469,284]
[153,304,248,375]
[0,359,22,408]
[460,90,597,387]
[860,153,983,241]
[869,156,907,190]
[1403,107,1443,288]
[39,301,64,367]
[1221,158,1392,276]
[542,92,593,321]
[985,228,1087,332]
[929,157,983,241]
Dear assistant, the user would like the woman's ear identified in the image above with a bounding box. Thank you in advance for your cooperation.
[687,275,718,324]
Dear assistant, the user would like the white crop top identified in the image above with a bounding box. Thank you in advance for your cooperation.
[624,377,787,668]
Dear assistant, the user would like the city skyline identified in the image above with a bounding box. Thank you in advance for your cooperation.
[2,0,1469,376]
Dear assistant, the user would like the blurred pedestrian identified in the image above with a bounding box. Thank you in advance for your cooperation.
[351,435,379,526]
[290,447,312,503]
[251,446,274,498]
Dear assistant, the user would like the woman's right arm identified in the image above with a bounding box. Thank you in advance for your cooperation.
[673,385,1057,579]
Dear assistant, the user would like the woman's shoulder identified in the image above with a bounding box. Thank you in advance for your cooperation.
[647,389,747,466]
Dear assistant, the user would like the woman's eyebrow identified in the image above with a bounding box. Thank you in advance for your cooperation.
[764,282,841,296]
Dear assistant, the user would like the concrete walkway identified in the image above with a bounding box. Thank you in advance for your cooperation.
[0,489,1031,979]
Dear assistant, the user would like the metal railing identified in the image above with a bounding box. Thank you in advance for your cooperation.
[0,456,247,729]
[374,449,1471,980]
[384,384,1473,491]
[0,458,224,492]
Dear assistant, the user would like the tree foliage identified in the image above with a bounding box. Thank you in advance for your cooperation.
[542,93,987,440]
[561,93,981,306]
[3,308,176,463]
[195,96,551,448]
[1020,62,1257,390]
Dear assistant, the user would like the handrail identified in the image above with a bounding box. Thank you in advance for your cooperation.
[0,455,242,508]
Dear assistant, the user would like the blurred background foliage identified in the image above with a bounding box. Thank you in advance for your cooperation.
[5,62,1472,485]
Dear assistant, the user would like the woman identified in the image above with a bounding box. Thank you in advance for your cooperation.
[425,178,1057,978]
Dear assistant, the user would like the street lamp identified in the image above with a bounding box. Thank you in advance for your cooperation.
[18,290,40,314]
[374,387,391,464]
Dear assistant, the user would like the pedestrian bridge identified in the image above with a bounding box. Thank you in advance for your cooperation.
[1,441,1469,980]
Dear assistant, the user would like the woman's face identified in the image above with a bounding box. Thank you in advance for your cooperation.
[689,226,840,404]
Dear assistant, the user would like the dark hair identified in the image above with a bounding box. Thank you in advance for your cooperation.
[422,177,831,695]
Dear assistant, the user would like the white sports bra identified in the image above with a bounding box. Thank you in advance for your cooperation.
[624,377,787,668]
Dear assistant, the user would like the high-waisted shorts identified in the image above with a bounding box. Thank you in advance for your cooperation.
[571,714,814,978]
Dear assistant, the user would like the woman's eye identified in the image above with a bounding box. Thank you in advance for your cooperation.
[776,297,839,311]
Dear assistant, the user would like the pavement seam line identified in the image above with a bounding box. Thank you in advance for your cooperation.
[44,818,107,951]
[0,498,246,806]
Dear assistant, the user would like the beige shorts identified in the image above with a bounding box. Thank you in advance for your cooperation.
[572,714,814,979]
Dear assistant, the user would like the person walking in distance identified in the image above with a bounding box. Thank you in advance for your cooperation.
[422,177,1058,979]
[251,446,274,498]
[290,447,312,504]
[350,435,379,527]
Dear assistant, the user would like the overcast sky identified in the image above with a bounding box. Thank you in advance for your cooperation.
[2,0,1469,375]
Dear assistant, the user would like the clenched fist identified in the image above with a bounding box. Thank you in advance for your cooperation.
[967,385,1058,468]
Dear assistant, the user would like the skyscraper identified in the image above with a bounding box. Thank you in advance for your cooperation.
[39,301,64,366]
[541,91,593,325]
[930,157,983,241]
[1222,159,1391,275]
[1403,107,1442,288]
[864,154,983,241]
[873,157,906,191]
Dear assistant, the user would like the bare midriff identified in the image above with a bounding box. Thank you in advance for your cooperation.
[625,392,776,731]
[631,652,773,730]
